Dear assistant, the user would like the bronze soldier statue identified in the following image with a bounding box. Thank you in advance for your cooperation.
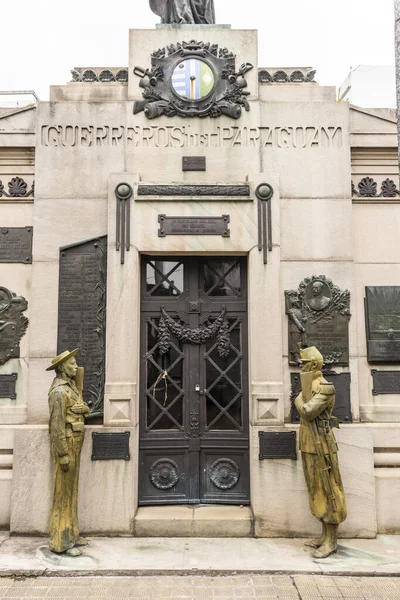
[149,0,215,24]
[47,349,90,557]
[294,346,347,558]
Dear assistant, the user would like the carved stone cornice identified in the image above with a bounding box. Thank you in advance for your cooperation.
[70,68,129,83]
[0,177,34,199]
[258,67,316,84]
[352,177,400,198]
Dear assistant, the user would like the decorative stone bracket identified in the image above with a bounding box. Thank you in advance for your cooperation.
[255,183,274,264]
[115,183,133,265]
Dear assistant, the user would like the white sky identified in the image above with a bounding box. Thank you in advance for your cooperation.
[0,0,395,101]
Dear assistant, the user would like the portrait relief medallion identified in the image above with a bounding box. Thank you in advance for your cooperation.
[305,280,332,312]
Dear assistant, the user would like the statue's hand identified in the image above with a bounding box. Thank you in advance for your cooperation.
[71,403,88,415]
[59,456,70,472]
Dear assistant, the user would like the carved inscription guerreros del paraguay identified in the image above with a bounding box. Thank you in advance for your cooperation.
[40,124,343,149]
[285,276,351,366]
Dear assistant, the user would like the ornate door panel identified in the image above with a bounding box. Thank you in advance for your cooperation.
[139,256,249,505]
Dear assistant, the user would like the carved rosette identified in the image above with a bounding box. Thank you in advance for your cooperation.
[133,40,253,120]
[209,458,240,490]
[149,458,180,490]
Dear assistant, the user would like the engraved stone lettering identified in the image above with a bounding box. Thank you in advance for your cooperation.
[40,125,343,149]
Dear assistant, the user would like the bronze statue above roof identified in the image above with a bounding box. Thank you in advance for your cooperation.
[150,0,215,24]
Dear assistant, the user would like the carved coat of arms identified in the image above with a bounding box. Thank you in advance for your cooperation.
[133,40,253,120]
[0,287,29,365]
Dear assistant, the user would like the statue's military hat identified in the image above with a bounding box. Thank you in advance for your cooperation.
[299,346,323,363]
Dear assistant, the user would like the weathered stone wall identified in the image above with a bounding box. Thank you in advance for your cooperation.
[4,25,400,535]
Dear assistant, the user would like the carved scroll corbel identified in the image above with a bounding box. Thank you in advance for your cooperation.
[115,183,133,265]
[255,183,274,264]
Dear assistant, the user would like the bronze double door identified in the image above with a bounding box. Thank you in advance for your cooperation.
[139,255,250,505]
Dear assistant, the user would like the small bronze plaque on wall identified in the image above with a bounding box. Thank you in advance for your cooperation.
[182,157,206,171]
[0,227,33,263]
[0,374,17,399]
[372,370,400,395]
[365,287,400,363]
[158,215,230,237]
[259,431,297,460]
[91,432,130,461]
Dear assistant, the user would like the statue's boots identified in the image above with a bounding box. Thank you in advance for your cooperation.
[75,537,89,546]
[304,523,326,549]
[312,524,338,559]
[65,547,83,557]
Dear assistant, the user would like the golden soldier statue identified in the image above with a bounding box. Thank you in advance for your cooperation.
[47,349,90,557]
[294,346,347,559]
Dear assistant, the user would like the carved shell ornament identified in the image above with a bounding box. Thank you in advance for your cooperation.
[133,40,253,120]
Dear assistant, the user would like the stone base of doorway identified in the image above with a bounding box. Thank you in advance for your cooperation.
[133,505,254,537]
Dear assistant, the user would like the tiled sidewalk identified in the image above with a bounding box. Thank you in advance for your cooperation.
[2,575,400,599]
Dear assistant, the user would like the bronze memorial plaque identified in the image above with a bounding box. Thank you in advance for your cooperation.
[259,431,297,460]
[57,237,107,417]
[91,432,130,461]
[291,372,352,423]
[0,374,17,399]
[158,215,230,237]
[371,370,400,395]
[365,287,400,363]
[0,227,33,263]
[285,275,351,366]
[182,157,206,171]
[0,287,29,365]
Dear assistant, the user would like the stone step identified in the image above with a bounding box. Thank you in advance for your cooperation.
[133,505,254,537]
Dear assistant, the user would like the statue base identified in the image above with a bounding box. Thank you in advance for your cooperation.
[156,23,231,29]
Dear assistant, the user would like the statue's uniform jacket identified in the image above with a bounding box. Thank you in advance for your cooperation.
[48,377,88,553]
[295,378,347,525]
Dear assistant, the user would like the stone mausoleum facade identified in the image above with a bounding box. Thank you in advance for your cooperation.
[0,25,400,538]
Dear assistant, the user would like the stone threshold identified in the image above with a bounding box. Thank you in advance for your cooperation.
[133,505,254,537]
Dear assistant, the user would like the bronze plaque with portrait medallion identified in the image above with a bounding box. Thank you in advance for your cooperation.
[285,276,351,366]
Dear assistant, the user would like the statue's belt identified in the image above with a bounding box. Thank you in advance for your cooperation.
[317,417,339,431]
[65,422,84,435]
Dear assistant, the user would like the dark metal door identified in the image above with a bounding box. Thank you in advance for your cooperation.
[139,255,249,505]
